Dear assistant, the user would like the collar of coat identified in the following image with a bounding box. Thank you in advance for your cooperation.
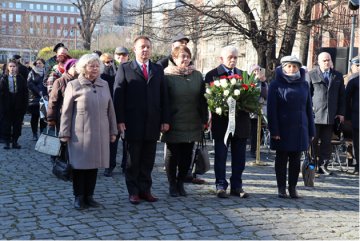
[216,65,242,76]
[130,60,155,81]
[78,74,105,87]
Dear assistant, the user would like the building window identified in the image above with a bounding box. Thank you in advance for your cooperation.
[1,2,6,8]
[57,17,61,24]
[9,14,13,22]
[43,5,48,11]
[1,14,6,22]
[50,5,55,11]
[16,27,21,34]
[8,26,13,34]
[30,27,34,34]
[63,29,68,37]
[43,16,48,23]
[50,29,54,35]
[30,15,34,22]
[50,16,54,24]
[36,4,41,10]
[30,4,34,10]
[77,18,81,23]
[64,6,68,12]
[70,6,75,12]
[43,29,47,35]
[15,14,21,23]
[57,5,61,12]
[63,17,68,24]
[9,2,14,8]
[37,15,41,23]
[1,26,6,34]
[15,3,22,9]
[57,29,61,37]
[70,17,75,24]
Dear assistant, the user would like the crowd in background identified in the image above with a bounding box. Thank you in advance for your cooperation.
[0,34,358,210]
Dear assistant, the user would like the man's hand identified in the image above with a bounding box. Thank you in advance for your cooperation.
[336,115,344,123]
[110,135,117,143]
[161,123,170,133]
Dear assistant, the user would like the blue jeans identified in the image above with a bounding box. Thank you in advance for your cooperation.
[214,137,247,190]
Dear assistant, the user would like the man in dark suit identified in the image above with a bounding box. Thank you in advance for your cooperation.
[309,52,345,175]
[114,36,170,204]
[205,46,250,199]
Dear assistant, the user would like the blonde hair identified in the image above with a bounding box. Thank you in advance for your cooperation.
[100,53,113,63]
[76,54,104,75]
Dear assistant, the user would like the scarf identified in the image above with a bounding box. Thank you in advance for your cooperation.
[282,69,301,83]
[32,66,45,77]
[103,64,116,77]
[164,63,195,76]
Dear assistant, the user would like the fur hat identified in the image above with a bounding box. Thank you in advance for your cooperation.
[281,55,302,68]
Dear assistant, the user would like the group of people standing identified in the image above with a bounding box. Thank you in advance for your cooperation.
[0,34,358,210]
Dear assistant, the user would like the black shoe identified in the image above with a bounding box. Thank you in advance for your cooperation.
[104,168,113,177]
[177,181,187,197]
[216,189,228,198]
[278,188,288,198]
[230,188,249,198]
[169,184,179,197]
[3,142,10,149]
[74,196,87,210]
[85,196,101,208]
[288,187,300,199]
[12,142,21,149]
[32,134,38,141]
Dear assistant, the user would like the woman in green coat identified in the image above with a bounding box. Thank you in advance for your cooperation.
[161,45,208,197]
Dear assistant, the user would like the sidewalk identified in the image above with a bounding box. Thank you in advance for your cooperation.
[0,115,359,240]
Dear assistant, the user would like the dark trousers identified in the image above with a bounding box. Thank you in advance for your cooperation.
[313,124,333,165]
[353,128,359,171]
[165,142,194,184]
[125,140,157,195]
[121,138,127,169]
[275,151,301,189]
[109,134,120,169]
[214,137,247,190]
[28,104,47,135]
[2,111,24,143]
[72,169,98,197]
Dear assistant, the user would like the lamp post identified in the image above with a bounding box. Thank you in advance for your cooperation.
[70,26,77,50]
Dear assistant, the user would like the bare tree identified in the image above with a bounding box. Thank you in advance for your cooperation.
[71,0,112,50]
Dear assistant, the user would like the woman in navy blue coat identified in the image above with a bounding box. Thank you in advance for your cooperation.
[267,56,315,198]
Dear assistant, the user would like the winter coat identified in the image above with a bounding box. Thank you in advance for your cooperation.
[0,74,28,115]
[345,72,359,129]
[205,65,251,140]
[267,67,315,152]
[27,68,47,107]
[59,75,118,169]
[113,60,170,141]
[47,73,75,126]
[161,68,208,143]
[308,66,345,125]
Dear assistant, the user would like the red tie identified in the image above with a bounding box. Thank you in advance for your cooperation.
[142,63,148,80]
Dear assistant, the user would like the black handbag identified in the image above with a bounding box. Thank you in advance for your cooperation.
[52,144,72,181]
[301,149,316,187]
[192,134,210,175]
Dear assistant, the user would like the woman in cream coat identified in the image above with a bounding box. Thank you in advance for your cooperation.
[59,54,117,210]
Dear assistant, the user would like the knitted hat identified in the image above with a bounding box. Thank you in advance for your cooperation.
[64,59,77,72]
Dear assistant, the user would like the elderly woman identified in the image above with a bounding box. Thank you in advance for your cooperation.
[267,56,315,198]
[59,54,117,210]
[161,45,208,197]
[27,58,47,140]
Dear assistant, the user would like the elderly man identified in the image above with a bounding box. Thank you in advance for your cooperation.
[309,52,346,175]
[205,46,250,198]
[114,46,129,66]
[113,36,170,204]
[157,33,190,69]
[345,56,359,175]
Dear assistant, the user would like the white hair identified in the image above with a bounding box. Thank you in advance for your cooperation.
[76,54,104,75]
[221,46,238,58]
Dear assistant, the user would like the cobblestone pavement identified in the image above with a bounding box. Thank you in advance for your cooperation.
[0,116,359,240]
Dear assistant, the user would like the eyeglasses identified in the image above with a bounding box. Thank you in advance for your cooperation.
[35,62,43,65]
[105,60,113,64]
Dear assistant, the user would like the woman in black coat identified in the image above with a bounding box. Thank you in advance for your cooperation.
[267,56,315,198]
[27,58,47,140]
[0,59,28,149]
